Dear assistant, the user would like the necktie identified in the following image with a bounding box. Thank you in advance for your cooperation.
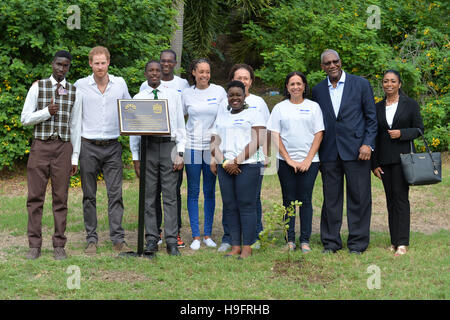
[56,82,61,97]
[152,89,158,99]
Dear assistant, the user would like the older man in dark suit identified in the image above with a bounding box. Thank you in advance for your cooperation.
[312,49,377,254]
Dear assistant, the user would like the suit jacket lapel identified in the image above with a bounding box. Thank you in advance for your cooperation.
[379,99,389,128]
[321,80,336,120]
[391,95,405,128]
[336,74,351,118]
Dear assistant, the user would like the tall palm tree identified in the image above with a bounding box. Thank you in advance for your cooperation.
[170,0,184,74]
[176,0,272,66]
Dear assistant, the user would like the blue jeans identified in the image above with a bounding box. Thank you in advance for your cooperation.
[277,160,319,244]
[185,149,216,238]
[218,164,260,246]
[221,162,263,244]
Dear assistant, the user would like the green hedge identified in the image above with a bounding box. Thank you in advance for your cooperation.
[0,0,177,170]
[241,0,449,151]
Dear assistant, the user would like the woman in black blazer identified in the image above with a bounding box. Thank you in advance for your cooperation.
[372,70,424,256]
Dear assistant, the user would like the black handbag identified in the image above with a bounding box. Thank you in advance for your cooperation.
[400,129,442,186]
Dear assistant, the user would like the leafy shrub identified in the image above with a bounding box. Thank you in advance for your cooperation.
[259,201,301,247]
[0,0,177,170]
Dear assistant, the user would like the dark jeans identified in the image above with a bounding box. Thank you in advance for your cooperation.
[277,160,319,244]
[218,164,260,246]
[380,163,410,246]
[221,162,264,244]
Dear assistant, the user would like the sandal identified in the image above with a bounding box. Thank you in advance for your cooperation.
[300,243,312,254]
[287,242,296,251]
[394,245,407,256]
[388,245,396,252]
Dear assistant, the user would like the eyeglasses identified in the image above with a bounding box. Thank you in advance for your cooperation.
[322,59,340,66]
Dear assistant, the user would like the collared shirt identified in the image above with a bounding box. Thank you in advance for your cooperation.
[74,74,131,140]
[327,70,346,117]
[21,75,82,165]
[129,85,186,160]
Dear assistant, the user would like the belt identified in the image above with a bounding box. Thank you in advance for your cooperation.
[147,136,173,143]
[82,137,118,146]
[37,135,61,142]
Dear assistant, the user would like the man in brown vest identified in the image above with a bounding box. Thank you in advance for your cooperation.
[21,50,82,260]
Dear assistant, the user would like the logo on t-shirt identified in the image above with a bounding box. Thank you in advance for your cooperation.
[207,98,218,105]
[297,108,310,114]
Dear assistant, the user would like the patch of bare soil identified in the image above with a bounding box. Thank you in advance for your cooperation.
[271,258,335,284]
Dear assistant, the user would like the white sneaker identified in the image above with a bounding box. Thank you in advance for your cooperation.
[203,237,217,248]
[217,242,231,252]
[190,239,201,250]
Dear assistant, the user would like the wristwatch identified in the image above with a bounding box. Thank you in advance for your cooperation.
[178,152,184,157]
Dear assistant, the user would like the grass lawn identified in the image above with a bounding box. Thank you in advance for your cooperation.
[0,153,448,301]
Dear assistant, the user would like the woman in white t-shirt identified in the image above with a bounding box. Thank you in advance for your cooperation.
[211,80,266,259]
[267,71,324,253]
[217,64,270,252]
[182,58,227,250]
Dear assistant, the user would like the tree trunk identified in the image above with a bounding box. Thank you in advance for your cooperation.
[171,0,184,75]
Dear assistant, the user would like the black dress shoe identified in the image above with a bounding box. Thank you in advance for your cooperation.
[166,243,181,256]
[145,241,158,253]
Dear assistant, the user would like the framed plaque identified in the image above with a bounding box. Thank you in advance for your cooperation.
[118,99,171,135]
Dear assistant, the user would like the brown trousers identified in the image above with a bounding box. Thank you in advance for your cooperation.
[26,139,72,248]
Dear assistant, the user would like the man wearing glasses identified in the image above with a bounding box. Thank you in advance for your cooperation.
[312,49,377,255]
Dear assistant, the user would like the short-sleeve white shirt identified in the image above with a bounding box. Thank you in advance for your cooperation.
[267,98,324,162]
[245,94,270,123]
[182,83,227,150]
[212,108,266,164]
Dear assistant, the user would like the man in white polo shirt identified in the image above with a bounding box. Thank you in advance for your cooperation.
[139,49,189,248]
[130,60,186,257]
[74,46,132,255]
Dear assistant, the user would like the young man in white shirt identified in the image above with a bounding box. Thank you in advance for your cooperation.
[139,50,189,248]
[74,46,132,255]
[21,50,82,260]
[139,50,189,93]
[130,60,186,257]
